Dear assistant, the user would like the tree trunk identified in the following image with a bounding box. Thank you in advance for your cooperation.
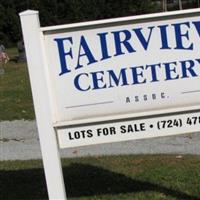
[163,0,167,12]
[179,0,183,10]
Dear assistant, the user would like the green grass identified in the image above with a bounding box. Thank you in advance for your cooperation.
[1,50,200,200]
[1,155,200,200]
[0,48,35,121]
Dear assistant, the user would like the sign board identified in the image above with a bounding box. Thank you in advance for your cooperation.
[44,13,200,123]
[20,9,200,200]
[43,9,200,148]
[58,112,200,148]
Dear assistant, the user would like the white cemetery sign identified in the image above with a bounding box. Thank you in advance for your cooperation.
[20,8,200,200]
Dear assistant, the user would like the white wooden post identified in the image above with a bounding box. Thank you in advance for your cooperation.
[19,10,67,200]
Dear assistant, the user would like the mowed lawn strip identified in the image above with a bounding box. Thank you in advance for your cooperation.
[1,155,200,200]
[0,48,34,121]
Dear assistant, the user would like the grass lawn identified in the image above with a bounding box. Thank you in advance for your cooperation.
[1,49,200,200]
[0,48,35,121]
[1,155,200,200]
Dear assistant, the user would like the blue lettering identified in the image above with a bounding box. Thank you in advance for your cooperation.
[107,68,129,88]
[130,66,146,84]
[163,61,179,80]
[76,36,98,69]
[146,63,161,82]
[172,22,193,50]
[112,30,136,56]
[133,26,154,50]
[91,71,107,90]
[180,60,198,78]
[193,21,200,37]
[74,73,90,91]
[54,37,73,75]
[158,25,171,49]
[97,32,112,61]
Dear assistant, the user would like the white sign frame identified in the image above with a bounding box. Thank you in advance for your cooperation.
[20,9,200,200]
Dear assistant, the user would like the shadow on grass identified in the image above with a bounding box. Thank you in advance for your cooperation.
[1,163,199,200]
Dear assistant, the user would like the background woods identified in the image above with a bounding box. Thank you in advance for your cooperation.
[0,0,199,47]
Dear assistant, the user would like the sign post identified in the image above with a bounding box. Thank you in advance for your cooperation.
[20,8,200,199]
[19,11,67,200]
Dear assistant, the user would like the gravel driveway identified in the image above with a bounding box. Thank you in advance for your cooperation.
[1,120,200,161]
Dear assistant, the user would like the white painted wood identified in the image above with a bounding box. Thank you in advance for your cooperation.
[53,105,200,127]
[19,10,67,200]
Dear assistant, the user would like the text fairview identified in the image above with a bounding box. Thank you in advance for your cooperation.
[54,20,200,91]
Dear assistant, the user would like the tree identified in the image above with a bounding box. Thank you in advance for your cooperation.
[163,0,167,11]
[179,0,183,10]
[0,0,199,46]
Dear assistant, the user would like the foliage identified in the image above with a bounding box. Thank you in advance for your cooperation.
[0,0,199,46]
[0,0,182,46]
